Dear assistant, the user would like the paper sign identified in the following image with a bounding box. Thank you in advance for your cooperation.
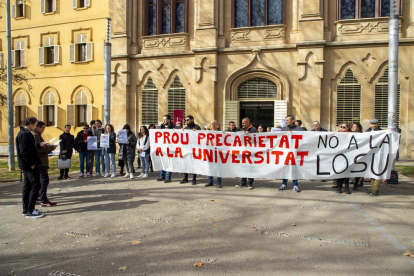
[118,130,127,144]
[48,150,60,156]
[100,134,110,148]
[237,131,245,134]
[53,140,62,146]
[140,152,146,157]
[281,117,287,127]
[87,136,97,150]
[271,128,281,132]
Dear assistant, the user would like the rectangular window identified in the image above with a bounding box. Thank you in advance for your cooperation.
[46,105,55,126]
[233,0,283,28]
[79,0,86,8]
[339,0,402,19]
[45,47,54,64]
[144,0,187,35]
[77,105,87,126]
[15,50,21,67]
[17,3,24,17]
[78,43,86,62]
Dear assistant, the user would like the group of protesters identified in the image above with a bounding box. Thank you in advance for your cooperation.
[16,113,388,218]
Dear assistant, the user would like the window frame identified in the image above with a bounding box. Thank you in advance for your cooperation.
[77,105,87,127]
[77,43,87,62]
[142,0,188,36]
[337,0,403,20]
[45,46,54,64]
[231,0,285,28]
[45,105,55,126]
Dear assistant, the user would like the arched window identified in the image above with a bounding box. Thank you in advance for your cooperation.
[336,68,361,125]
[141,77,159,125]
[143,0,187,36]
[339,0,402,20]
[168,75,186,118]
[67,90,91,127]
[14,92,27,126]
[38,91,57,127]
[238,77,277,99]
[233,0,283,28]
[375,67,401,127]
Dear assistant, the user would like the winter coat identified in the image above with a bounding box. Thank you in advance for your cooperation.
[281,125,305,132]
[119,131,137,162]
[311,127,328,132]
[158,122,175,129]
[365,127,383,132]
[74,130,94,153]
[226,127,242,132]
[16,126,42,170]
[184,122,201,130]
[59,132,75,158]
[106,132,117,154]
[243,126,258,133]
[137,134,151,154]
[32,129,55,167]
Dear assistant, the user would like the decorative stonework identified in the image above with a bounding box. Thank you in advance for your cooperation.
[229,25,287,47]
[336,18,402,37]
[141,33,189,53]
[362,53,377,67]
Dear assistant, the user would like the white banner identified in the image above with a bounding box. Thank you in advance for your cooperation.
[150,130,399,180]
[100,134,110,148]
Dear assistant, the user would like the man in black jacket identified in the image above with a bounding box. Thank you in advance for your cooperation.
[180,115,201,185]
[279,115,304,192]
[57,125,75,180]
[16,117,44,218]
[235,117,257,190]
[226,121,241,132]
[157,114,175,183]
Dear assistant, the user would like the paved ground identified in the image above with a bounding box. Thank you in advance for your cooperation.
[1,169,414,276]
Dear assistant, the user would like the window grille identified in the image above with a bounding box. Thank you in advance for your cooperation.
[336,68,361,125]
[374,67,401,128]
[238,78,277,99]
[141,77,159,125]
[168,75,185,117]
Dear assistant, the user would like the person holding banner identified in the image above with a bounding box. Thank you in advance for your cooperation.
[93,120,106,177]
[226,121,241,132]
[235,117,257,190]
[103,124,117,178]
[311,121,327,132]
[137,126,150,179]
[121,124,137,179]
[57,125,74,180]
[180,115,201,185]
[366,119,383,196]
[335,122,352,194]
[278,115,304,192]
[157,115,175,183]
[75,124,93,177]
[206,120,223,188]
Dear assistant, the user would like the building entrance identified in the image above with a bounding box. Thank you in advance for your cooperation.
[239,101,274,128]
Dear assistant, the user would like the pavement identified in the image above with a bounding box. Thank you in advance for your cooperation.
[1,170,414,276]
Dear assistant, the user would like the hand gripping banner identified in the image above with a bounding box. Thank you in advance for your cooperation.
[150,130,399,180]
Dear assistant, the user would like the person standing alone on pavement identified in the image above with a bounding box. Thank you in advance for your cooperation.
[31,121,58,207]
[16,117,45,218]
[57,125,74,180]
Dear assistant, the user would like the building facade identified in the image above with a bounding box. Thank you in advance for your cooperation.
[0,0,108,144]
[109,0,414,158]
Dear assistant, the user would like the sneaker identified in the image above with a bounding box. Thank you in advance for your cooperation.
[111,173,116,178]
[137,174,144,178]
[235,184,246,188]
[79,173,84,178]
[278,184,287,190]
[179,179,188,184]
[157,178,165,182]
[142,174,148,179]
[56,176,63,180]
[130,174,134,179]
[93,173,101,177]
[293,186,301,192]
[36,198,41,204]
[40,200,57,207]
[217,184,222,188]
[26,209,44,219]
[205,183,214,187]
[86,172,92,177]
[370,191,380,196]
[164,179,172,183]
[248,185,254,190]
[103,173,110,178]
[123,173,130,178]
[64,176,71,180]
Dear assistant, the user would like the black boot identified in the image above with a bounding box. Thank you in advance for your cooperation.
[119,166,124,176]
[336,183,343,193]
[352,182,358,190]
[180,173,189,184]
[191,175,197,185]
[332,179,338,189]
[344,182,351,194]
[357,177,364,187]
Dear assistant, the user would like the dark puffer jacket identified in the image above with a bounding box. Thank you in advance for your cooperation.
[16,126,42,170]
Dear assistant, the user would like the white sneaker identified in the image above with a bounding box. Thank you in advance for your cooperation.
[130,174,134,179]
[103,173,110,178]
[123,173,130,178]
[137,174,144,178]
[79,173,84,178]
[111,173,116,178]
[93,173,101,177]
[142,174,148,179]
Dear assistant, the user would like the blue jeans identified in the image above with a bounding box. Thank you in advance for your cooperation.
[282,179,298,187]
[140,153,150,174]
[208,176,222,184]
[79,152,91,174]
[160,170,172,180]
[94,149,105,173]
[104,149,116,174]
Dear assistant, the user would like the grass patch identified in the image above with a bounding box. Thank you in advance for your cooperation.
[395,165,414,179]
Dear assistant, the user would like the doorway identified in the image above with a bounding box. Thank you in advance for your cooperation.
[239,101,274,128]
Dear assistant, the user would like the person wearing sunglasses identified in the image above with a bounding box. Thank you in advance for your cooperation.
[75,124,94,177]
[180,115,201,185]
